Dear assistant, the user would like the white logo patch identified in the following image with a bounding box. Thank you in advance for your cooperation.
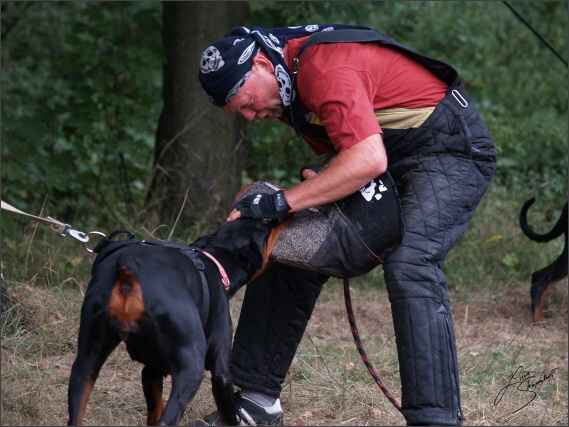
[360,179,388,202]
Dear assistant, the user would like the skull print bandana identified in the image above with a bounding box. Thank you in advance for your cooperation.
[198,24,373,132]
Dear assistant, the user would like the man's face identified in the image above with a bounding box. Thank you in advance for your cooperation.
[222,55,284,121]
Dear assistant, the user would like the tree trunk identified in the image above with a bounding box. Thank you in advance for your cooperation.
[147,1,249,234]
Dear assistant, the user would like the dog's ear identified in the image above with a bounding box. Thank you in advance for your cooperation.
[190,231,217,249]
[237,240,266,272]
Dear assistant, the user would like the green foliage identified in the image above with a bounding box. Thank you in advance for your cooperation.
[242,120,319,187]
[1,2,163,231]
[444,184,567,293]
[1,2,567,292]
[248,1,383,27]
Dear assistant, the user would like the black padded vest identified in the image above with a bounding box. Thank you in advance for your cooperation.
[288,29,461,140]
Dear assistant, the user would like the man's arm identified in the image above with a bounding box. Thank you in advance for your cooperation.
[284,133,387,212]
[227,133,386,221]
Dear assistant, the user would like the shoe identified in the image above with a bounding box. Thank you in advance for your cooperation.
[192,392,284,426]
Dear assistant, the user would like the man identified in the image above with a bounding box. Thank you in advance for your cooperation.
[197,24,497,426]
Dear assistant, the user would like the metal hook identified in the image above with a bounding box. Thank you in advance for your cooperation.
[68,229,90,243]
[82,231,107,253]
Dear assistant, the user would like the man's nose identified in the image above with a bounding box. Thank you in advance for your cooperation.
[240,109,256,121]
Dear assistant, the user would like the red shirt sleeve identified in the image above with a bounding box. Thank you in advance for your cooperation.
[299,66,382,152]
[286,38,447,154]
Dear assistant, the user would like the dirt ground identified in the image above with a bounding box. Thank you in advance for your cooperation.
[1,276,567,426]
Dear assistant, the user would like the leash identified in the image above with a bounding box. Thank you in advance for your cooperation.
[2,198,231,302]
[343,278,403,413]
[4,199,401,408]
[1,200,106,252]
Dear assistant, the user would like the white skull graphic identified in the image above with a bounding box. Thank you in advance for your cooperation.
[275,65,292,106]
[252,30,283,56]
[200,46,225,74]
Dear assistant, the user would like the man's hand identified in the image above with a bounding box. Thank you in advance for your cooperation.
[299,164,324,181]
[233,190,291,222]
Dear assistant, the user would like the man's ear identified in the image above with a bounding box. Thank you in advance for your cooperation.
[252,52,274,74]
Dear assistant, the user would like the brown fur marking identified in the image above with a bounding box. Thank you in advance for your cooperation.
[533,280,561,323]
[108,266,145,333]
[76,375,95,425]
[248,216,293,283]
[146,376,164,426]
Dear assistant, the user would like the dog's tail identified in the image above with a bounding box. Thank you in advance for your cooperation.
[520,198,568,243]
[108,263,145,341]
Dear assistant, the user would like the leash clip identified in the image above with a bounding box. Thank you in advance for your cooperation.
[60,224,90,243]
[67,228,90,243]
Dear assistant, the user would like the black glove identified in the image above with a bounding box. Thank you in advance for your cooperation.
[234,190,291,222]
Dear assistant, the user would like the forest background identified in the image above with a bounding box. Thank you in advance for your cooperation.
[1,2,567,426]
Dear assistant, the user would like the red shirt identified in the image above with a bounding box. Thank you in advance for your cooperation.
[283,36,448,155]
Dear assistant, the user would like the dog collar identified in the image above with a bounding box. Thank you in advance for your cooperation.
[202,251,230,292]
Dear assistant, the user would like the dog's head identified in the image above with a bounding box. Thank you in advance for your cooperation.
[192,218,271,261]
[191,217,292,295]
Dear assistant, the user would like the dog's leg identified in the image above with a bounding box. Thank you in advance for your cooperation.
[532,279,562,323]
[211,370,238,426]
[155,366,204,426]
[531,264,554,322]
[531,251,568,323]
[67,319,120,425]
[208,331,239,426]
[142,365,165,426]
[151,325,207,427]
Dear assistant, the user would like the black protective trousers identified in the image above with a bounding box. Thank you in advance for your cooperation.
[230,83,497,426]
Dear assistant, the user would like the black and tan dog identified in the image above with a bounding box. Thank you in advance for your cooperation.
[67,217,289,426]
[519,198,568,323]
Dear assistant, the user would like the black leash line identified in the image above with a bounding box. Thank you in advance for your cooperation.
[502,1,568,68]
[343,278,403,413]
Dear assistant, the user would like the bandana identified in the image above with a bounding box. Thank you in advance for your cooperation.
[198,24,372,133]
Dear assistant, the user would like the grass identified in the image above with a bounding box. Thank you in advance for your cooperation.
[1,184,567,426]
